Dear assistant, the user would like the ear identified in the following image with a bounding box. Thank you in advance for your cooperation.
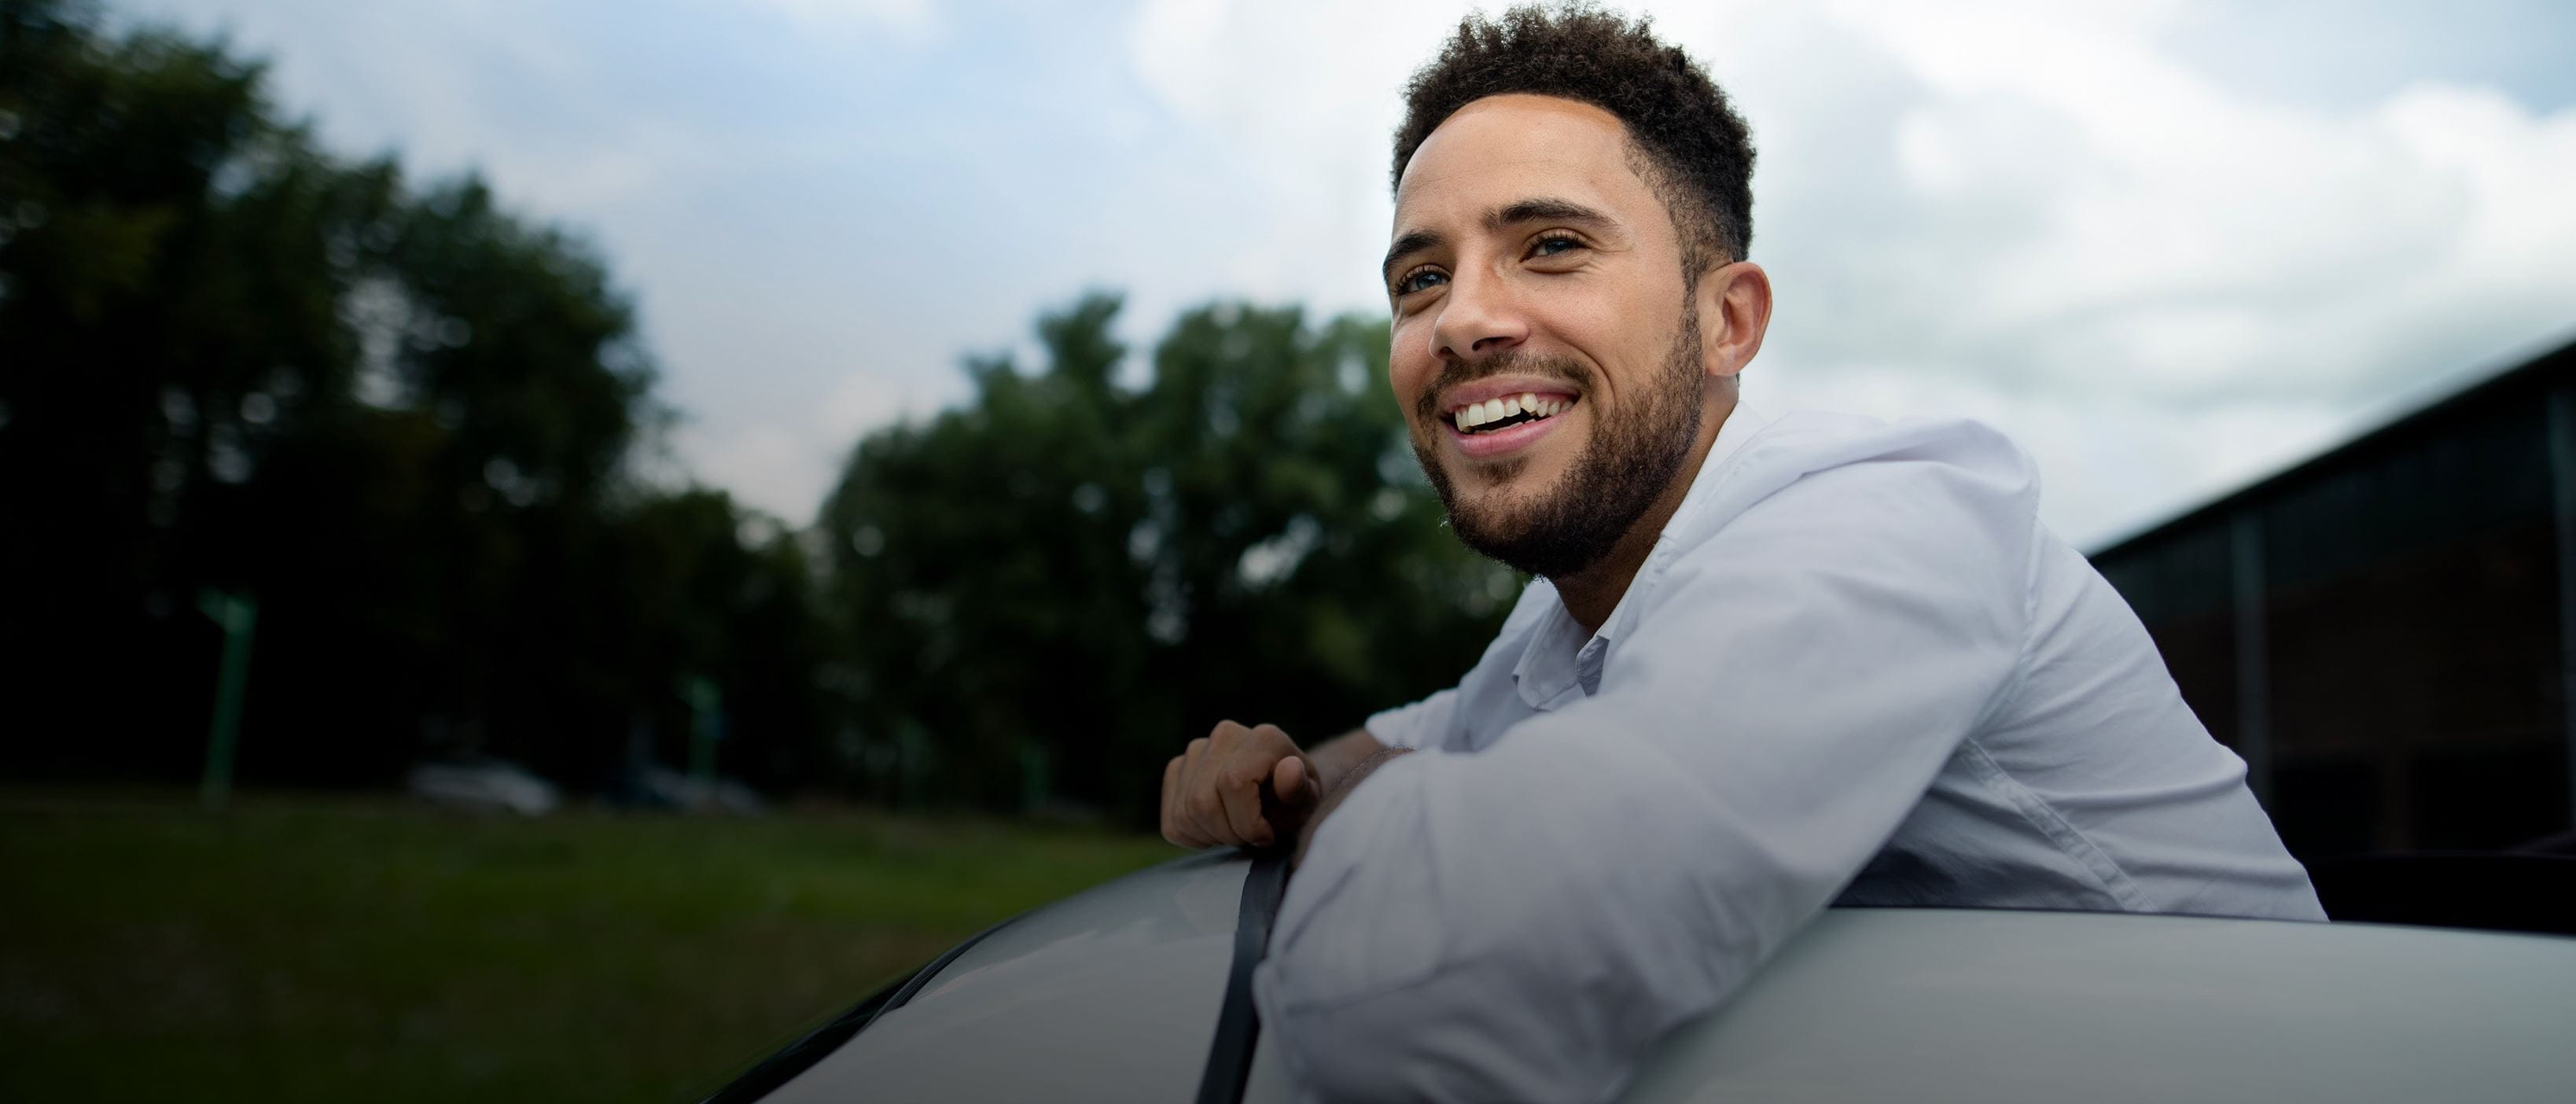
[1695,260,1772,382]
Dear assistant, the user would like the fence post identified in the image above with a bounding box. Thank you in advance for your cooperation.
[197,589,257,811]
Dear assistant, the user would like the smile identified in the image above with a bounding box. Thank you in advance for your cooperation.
[1452,392,1574,433]
[1444,392,1577,459]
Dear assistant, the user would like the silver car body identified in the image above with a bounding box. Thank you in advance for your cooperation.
[403,759,559,816]
[735,851,2576,1103]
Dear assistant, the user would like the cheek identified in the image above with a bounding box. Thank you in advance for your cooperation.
[1387,333,1437,410]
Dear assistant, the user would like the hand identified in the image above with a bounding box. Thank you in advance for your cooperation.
[1161,720,1318,849]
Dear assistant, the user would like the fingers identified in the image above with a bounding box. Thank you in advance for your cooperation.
[1163,719,1304,850]
[1159,754,1196,848]
[1216,742,1274,848]
[1271,754,1314,807]
[1163,737,1215,848]
[1180,734,1221,846]
[1249,724,1314,816]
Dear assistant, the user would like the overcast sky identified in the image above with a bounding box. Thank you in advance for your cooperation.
[123,0,2576,549]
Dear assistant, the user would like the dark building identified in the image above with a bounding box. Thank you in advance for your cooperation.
[2089,334,2576,859]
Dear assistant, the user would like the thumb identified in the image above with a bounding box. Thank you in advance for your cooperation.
[1273,756,1318,805]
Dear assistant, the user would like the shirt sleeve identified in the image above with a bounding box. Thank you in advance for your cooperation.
[1253,428,2041,1103]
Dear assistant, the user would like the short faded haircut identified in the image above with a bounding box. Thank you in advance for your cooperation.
[1392,4,1757,281]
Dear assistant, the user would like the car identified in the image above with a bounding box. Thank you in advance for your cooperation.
[701,849,2576,1103]
[403,757,560,816]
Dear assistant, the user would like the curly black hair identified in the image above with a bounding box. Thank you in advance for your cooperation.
[1392,4,1755,278]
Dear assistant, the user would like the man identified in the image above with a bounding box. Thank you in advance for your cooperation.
[1159,8,2324,1102]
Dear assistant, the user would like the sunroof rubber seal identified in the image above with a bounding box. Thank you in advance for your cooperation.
[700,911,1018,1103]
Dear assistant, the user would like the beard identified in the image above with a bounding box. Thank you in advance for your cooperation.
[1411,300,1706,580]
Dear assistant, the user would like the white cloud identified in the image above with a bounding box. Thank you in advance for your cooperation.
[1123,0,2576,546]
[124,0,2576,543]
[1126,0,1478,312]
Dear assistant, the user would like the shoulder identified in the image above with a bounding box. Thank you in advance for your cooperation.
[1676,411,2043,551]
[1739,410,2037,500]
[1633,413,2046,639]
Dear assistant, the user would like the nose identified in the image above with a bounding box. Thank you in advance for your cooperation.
[1430,268,1527,364]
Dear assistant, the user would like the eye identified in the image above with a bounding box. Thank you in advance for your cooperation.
[1529,234,1584,259]
[1394,267,1448,296]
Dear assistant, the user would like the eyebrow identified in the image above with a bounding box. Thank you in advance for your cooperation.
[1381,197,1618,285]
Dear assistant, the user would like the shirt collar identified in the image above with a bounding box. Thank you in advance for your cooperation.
[1511,403,1772,707]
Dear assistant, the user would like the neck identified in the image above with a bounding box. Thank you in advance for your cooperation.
[1550,390,1736,635]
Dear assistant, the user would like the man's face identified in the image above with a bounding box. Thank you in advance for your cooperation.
[1383,94,1709,580]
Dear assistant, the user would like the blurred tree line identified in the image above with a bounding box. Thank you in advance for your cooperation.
[0,0,1514,823]
[0,0,833,795]
[819,296,1521,819]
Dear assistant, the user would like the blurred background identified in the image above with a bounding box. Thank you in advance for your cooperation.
[3,0,2572,1099]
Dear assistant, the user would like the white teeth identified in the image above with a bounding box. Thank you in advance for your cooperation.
[1452,395,1577,432]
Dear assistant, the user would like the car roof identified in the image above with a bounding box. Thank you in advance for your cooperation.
[753,849,1242,1104]
[734,852,2576,1104]
[1619,907,2576,1103]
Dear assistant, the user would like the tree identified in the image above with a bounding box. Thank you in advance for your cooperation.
[1,0,827,793]
[819,294,1519,823]
[2,0,1509,811]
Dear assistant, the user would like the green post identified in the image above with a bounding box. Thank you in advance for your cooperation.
[197,589,257,811]
[1019,742,1051,815]
[684,677,722,798]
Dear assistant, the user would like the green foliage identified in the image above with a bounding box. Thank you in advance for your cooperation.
[1,1,1515,814]
[0,0,824,790]
[821,294,1519,822]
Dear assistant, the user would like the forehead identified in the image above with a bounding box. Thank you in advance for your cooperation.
[1393,94,1657,229]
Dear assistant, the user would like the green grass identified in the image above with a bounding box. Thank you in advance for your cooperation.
[0,791,1179,1103]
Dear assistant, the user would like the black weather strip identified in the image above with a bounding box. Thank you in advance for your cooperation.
[1194,851,1293,1104]
[702,913,1018,1103]
[867,914,1011,1023]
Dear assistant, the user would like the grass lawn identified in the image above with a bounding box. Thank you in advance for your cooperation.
[0,790,1179,1103]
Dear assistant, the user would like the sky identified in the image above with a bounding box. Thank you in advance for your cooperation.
[120,0,2576,549]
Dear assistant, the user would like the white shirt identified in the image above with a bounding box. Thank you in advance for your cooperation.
[1251,405,2324,1104]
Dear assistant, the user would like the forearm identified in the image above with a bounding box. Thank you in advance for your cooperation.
[1303,727,1388,793]
[1257,736,1807,1103]
[1290,745,1411,870]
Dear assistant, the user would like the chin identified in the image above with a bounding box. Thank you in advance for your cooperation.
[1442,473,1563,546]
[1442,433,1572,491]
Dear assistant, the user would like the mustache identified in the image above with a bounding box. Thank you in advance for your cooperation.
[1412,350,1594,425]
